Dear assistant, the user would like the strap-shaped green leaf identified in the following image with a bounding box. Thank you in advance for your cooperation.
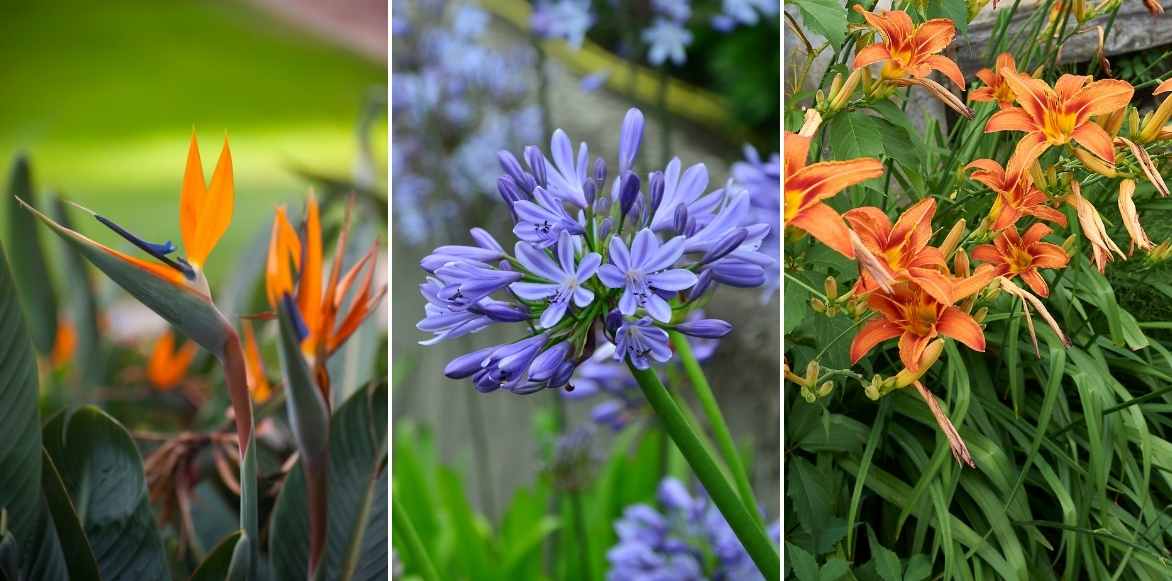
[43,407,171,581]
[5,154,58,355]
[0,238,69,580]
[49,196,106,390]
[40,451,100,581]
[270,382,388,581]
[189,530,243,581]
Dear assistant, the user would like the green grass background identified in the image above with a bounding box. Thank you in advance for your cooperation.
[0,0,386,281]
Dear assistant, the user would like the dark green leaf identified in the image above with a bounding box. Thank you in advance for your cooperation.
[829,112,884,160]
[791,0,848,49]
[40,451,100,581]
[866,526,903,581]
[5,154,59,355]
[785,542,819,581]
[42,407,170,581]
[926,0,968,33]
[0,238,68,580]
[49,196,105,390]
[189,531,243,581]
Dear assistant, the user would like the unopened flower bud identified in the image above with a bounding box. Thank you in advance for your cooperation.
[954,249,970,277]
[810,298,827,313]
[824,276,839,300]
[800,385,816,403]
[973,306,989,323]
[648,171,665,217]
[1129,107,1141,138]
[939,219,966,257]
[804,360,819,385]
[828,68,863,112]
[1062,234,1078,255]
[1073,147,1116,177]
[817,381,834,397]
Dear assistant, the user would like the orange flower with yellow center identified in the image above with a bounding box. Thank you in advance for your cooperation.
[843,198,954,304]
[985,71,1133,167]
[852,7,966,90]
[966,146,1067,231]
[784,131,884,257]
[850,273,992,372]
[972,223,1068,297]
[970,53,1025,109]
[147,329,198,390]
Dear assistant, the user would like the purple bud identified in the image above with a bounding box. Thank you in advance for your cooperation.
[686,269,713,301]
[605,309,624,333]
[619,171,640,221]
[592,157,608,190]
[673,204,688,234]
[548,360,576,388]
[674,318,733,338]
[511,381,547,395]
[598,218,613,239]
[710,261,766,288]
[583,179,596,207]
[524,145,548,187]
[529,341,571,382]
[700,228,747,265]
[470,301,530,322]
[618,108,645,173]
[470,227,504,253]
[648,171,665,218]
[444,346,496,379]
[498,150,535,194]
[593,192,611,215]
[685,216,698,236]
[498,175,524,209]
[591,400,628,431]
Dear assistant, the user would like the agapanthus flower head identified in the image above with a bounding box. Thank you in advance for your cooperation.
[607,477,777,580]
[985,70,1133,168]
[420,108,771,394]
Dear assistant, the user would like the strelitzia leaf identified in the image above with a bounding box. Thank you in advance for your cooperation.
[49,196,105,389]
[5,154,59,354]
[189,530,243,581]
[40,451,100,581]
[19,198,232,354]
[0,238,69,580]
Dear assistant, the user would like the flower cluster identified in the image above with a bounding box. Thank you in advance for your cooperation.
[606,477,779,580]
[790,6,1172,464]
[419,108,773,393]
[392,0,542,244]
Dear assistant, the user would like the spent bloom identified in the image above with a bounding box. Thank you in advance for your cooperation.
[419,108,766,394]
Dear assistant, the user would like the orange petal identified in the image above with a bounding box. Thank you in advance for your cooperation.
[265,207,302,307]
[788,158,885,207]
[898,332,933,371]
[985,108,1036,133]
[952,264,998,301]
[970,243,1001,264]
[298,194,323,345]
[906,268,954,305]
[925,54,965,89]
[1118,178,1154,252]
[1019,269,1049,297]
[1071,123,1116,165]
[1000,70,1052,122]
[1031,243,1069,269]
[790,202,855,258]
[937,307,985,352]
[850,319,903,363]
[242,320,272,403]
[1155,78,1172,95]
[1067,79,1134,122]
[853,44,892,69]
[179,132,207,262]
[783,132,811,175]
[148,330,198,390]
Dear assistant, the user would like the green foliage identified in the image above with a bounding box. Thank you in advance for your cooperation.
[5,155,59,355]
[791,0,848,50]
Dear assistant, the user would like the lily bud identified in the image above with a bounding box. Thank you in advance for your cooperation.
[1129,107,1141,138]
[1139,87,1172,143]
[804,360,819,385]
[810,298,827,313]
[953,249,970,277]
[1073,147,1116,177]
[939,219,967,257]
[973,306,989,323]
[817,381,834,397]
[824,276,839,301]
[892,339,945,388]
[828,68,863,112]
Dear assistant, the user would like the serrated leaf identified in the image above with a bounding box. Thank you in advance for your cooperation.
[5,154,59,354]
[867,526,903,581]
[0,238,69,581]
[785,542,820,581]
[791,0,847,49]
[820,558,851,580]
[42,407,171,581]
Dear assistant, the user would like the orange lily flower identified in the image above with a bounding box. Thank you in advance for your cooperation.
[241,320,273,403]
[784,126,884,257]
[843,198,954,303]
[970,53,1024,109]
[985,70,1133,167]
[972,223,1069,297]
[852,7,965,89]
[266,193,386,396]
[148,329,199,390]
[966,146,1067,231]
[850,272,994,372]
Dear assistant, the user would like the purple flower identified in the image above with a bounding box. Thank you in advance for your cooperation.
[648,158,709,232]
[420,227,505,271]
[580,70,612,93]
[599,230,697,322]
[513,186,585,248]
[614,317,672,369]
[473,334,548,393]
[545,129,592,208]
[618,108,645,174]
[652,0,692,22]
[510,231,602,328]
[433,261,523,309]
[733,145,781,298]
[531,0,595,49]
[642,19,693,66]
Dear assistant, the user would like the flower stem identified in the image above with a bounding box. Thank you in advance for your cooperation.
[669,331,764,527]
[392,495,441,581]
[627,363,779,579]
[219,331,260,570]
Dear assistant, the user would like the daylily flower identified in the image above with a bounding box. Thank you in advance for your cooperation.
[265,194,387,397]
[970,53,1025,109]
[1117,179,1155,253]
[1067,182,1125,272]
[972,223,1068,297]
[242,320,273,403]
[985,70,1134,167]
[784,115,884,257]
[852,7,965,90]
[148,330,198,390]
[843,199,953,303]
[850,274,993,372]
[966,146,1067,230]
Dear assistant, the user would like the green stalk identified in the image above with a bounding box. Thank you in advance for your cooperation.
[392,496,441,581]
[669,332,763,527]
[628,364,779,579]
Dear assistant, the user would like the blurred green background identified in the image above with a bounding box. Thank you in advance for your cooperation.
[0,0,386,281]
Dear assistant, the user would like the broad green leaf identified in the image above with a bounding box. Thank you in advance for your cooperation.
[21,199,232,355]
[926,0,968,33]
[49,196,105,390]
[271,382,389,581]
[791,0,847,49]
[0,239,69,581]
[820,558,851,580]
[189,531,243,581]
[785,542,819,581]
[828,112,884,161]
[40,451,100,581]
[866,526,903,581]
[42,407,170,581]
[5,154,59,354]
